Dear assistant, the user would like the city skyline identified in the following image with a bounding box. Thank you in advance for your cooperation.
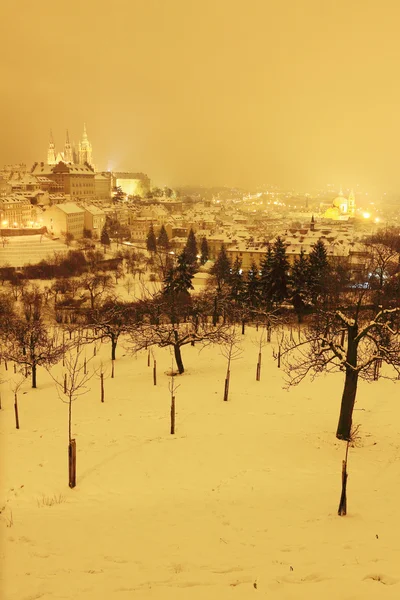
[2,0,400,194]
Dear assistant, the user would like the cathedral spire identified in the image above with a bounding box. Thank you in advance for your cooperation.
[47,129,56,165]
[78,123,93,167]
[64,129,73,163]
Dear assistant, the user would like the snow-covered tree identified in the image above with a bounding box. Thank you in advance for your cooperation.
[281,292,400,440]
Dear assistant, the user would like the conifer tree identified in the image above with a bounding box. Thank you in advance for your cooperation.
[259,246,274,309]
[245,261,261,308]
[291,249,309,322]
[157,224,169,249]
[200,237,209,265]
[100,226,111,248]
[270,237,290,304]
[146,224,157,252]
[307,239,329,304]
[229,257,244,302]
[211,245,231,291]
[184,228,198,265]
[163,251,195,297]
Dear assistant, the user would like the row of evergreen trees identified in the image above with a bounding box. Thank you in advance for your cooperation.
[146,225,209,265]
[210,237,332,318]
[160,233,335,321]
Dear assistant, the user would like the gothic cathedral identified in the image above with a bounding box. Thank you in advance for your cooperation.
[47,125,94,168]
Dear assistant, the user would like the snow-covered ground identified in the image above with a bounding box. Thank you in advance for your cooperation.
[1,327,400,599]
[0,235,69,268]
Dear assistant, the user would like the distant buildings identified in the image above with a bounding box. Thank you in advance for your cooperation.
[31,162,96,201]
[323,189,356,220]
[0,196,32,228]
[47,125,94,169]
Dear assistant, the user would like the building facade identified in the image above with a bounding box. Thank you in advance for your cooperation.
[32,162,95,201]
[42,202,85,239]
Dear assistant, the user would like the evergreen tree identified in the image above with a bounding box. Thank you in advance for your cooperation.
[184,228,198,265]
[259,246,274,309]
[200,237,209,265]
[100,226,111,248]
[291,249,309,295]
[291,249,309,322]
[270,237,290,304]
[229,257,245,301]
[146,224,157,252]
[163,251,195,296]
[307,240,329,304]
[245,261,261,308]
[211,245,232,291]
[157,224,169,249]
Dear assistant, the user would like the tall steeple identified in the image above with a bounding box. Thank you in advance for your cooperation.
[47,129,56,165]
[348,189,356,217]
[78,123,93,167]
[64,129,73,163]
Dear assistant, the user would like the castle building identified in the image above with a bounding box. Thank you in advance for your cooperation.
[46,125,94,168]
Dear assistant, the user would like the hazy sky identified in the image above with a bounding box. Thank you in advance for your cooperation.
[1,0,400,192]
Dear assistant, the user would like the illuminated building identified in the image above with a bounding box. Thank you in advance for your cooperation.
[42,202,85,239]
[323,188,356,220]
[0,196,32,228]
[112,172,151,198]
[46,125,94,168]
[32,162,95,201]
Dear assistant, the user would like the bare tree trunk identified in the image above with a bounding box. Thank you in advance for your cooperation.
[173,344,184,374]
[111,359,115,379]
[14,393,19,429]
[338,442,350,516]
[170,395,175,434]
[111,337,117,361]
[224,370,230,401]
[256,351,261,381]
[101,373,104,402]
[153,359,157,385]
[336,369,359,440]
[32,363,37,388]
[68,438,76,488]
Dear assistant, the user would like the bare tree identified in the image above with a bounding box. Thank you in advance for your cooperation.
[130,320,232,375]
[2,290,66,388]
[84,297,138,361]
[221,327,243,401]
[80,272,114,310]
[48,347,94,488]
[168,358,180,434]
[10,375,25,429]
[94,361,109,403]
[280,293,400,440]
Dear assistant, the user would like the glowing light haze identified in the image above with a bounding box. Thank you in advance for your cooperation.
[1,0,400,192]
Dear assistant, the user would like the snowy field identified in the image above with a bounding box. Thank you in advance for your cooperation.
[0,235,68,268]
[1,327,400,599]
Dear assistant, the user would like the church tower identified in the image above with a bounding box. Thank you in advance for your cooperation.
[64,129,73,163]
[47,130,56,165]
[78,123,93,167]
[348,189,356,217]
